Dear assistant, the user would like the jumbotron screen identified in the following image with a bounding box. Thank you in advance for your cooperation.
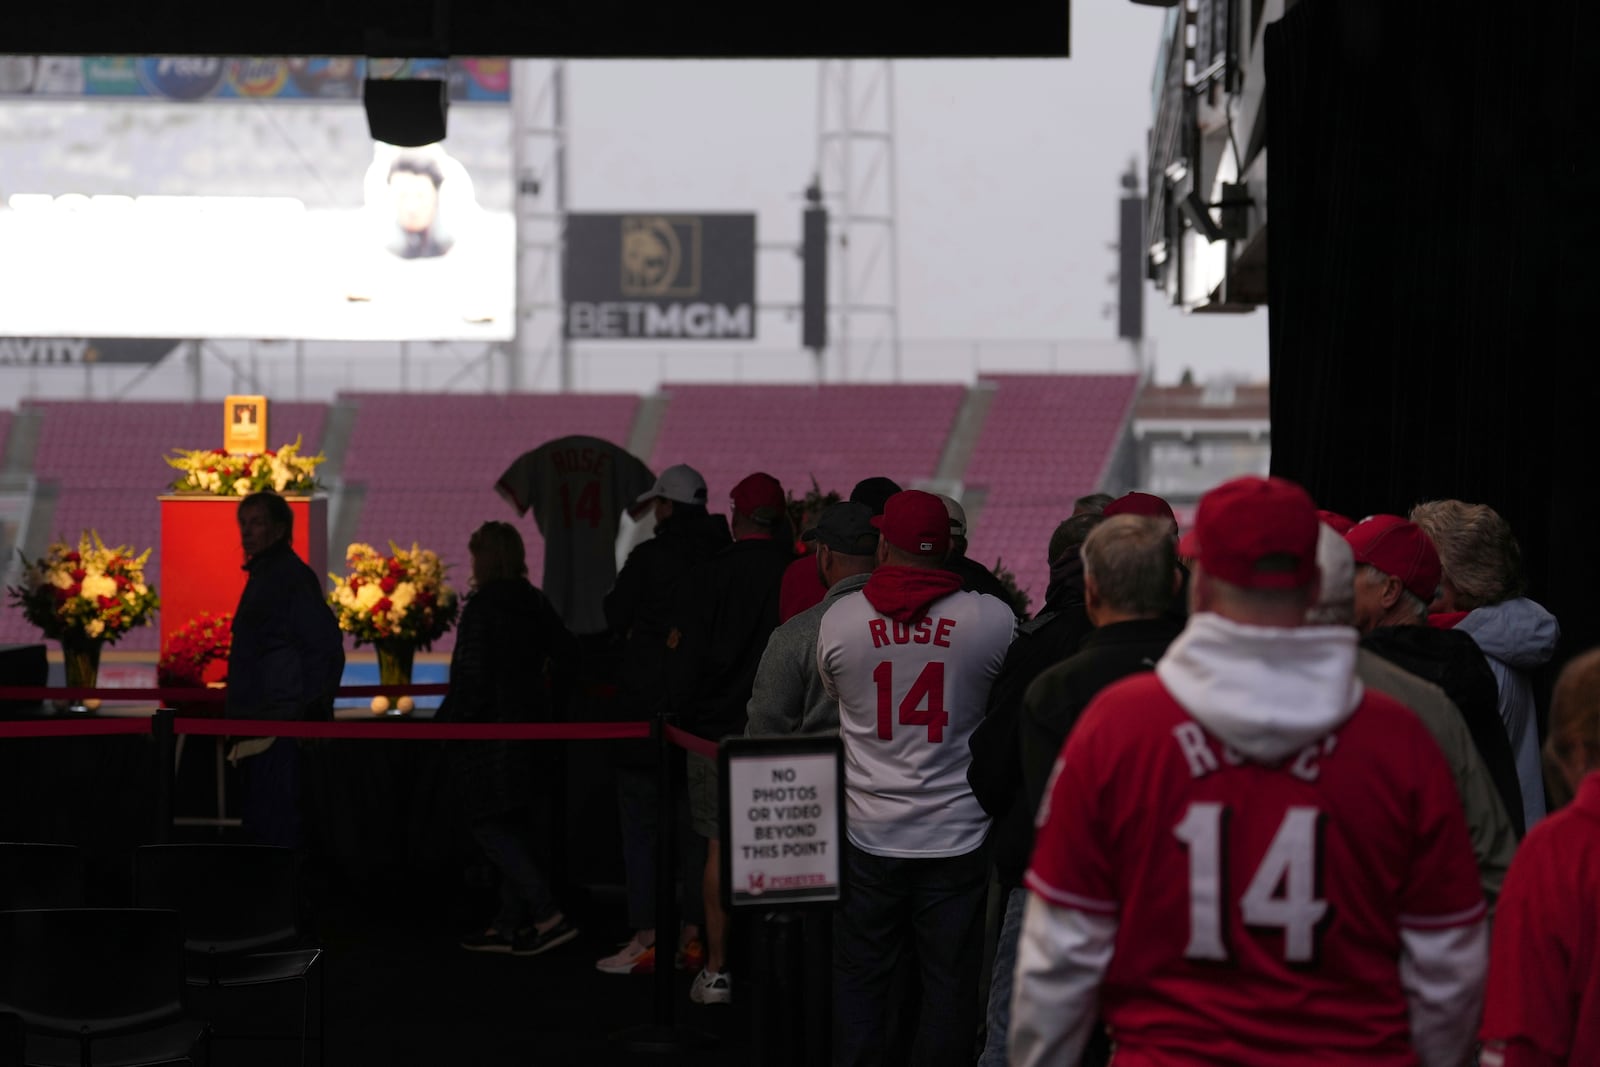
[0,62,515,342]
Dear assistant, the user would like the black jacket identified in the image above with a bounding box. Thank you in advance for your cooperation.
[948,553,1025,618]
[665,535,793,741]
[436,577,575,819]
[1020,617,1185,843]
[967,556,1093,891]
[1363,623,1525,835]
[226,540,344,721]
[605,507,730,716]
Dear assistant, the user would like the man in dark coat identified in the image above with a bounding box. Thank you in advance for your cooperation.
[1346,515,1526,835]
[938,494,1025,617]
[967,511,1103,1066]
[1004,514,1185,1067]
[666,471,794,1005]
[596,463,728,976]
[226,491,345,850]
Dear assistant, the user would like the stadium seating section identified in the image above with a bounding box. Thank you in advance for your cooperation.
[0,377,1143,656]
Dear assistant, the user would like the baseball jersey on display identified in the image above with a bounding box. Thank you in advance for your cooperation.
[1027,673,1486,1064]
[496,435,654,635]
[818,585,1015,858]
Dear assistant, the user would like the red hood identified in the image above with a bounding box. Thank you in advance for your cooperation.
[864,565,964,624]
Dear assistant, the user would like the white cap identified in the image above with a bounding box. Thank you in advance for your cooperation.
[634,463,708,508]
[937,493,968,537]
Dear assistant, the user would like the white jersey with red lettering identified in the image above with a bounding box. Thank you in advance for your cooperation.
[496,434,654,635]
[818,587,1015,858]
[1015,613,1487,1067]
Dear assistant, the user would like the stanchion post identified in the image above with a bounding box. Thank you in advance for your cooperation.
[152,708,176,844]
[610,713,716,1054]
[756,910,805,1067]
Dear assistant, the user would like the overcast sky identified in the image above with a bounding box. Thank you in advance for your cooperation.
[561,4,1269,385]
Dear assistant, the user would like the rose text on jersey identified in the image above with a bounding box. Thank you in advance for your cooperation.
[1172,721,1340,783]
[868,617,956,649]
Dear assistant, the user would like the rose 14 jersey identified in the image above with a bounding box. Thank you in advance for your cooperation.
[1027,674,1485,1065]
[818,588,1015,859]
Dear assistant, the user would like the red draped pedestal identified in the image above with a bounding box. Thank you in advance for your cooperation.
[158,495,329,678]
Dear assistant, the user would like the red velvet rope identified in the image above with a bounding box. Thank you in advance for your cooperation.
[664,723,720,760]
[0,684,451,703]
[172,719,654,740]
[0,719,155,737]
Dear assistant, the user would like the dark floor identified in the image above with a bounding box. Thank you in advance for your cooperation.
[207,882,761,1067]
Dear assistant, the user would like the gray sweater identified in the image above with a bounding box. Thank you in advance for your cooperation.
[745,571,870,738]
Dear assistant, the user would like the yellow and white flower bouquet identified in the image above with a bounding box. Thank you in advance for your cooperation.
[165,436,324,496]
[328,541,459,649]
[7,531,159,643]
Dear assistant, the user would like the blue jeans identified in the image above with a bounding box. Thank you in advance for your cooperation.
[835,839,990,1067]
[978,885,1026,1067]
[471,815,556,933]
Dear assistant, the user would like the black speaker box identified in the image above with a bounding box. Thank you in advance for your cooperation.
[363,78,449,147]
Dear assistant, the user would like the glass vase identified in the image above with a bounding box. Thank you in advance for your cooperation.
[60,635,103,714]
[375,640,415,687]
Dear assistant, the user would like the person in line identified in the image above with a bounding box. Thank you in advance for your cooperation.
[1011,476,1486,1067]
[967,511,1105,1067]
[595,464,726,976]
[975,512,1179,1067]
[747,501,878,738]
[1411,499,1559,828]
[819,489,1016,1066]
[1350,514,1526,834]
[777,476,899,624]
[1314,522,1517,905]
[938,494,1025,617]
[226,491,345,851]
[1480,647,1600,1065]
[439,521,579,957]
[666,472,794,1005]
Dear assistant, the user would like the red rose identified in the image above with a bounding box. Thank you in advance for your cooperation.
[70,568,86,582]
[66,583,81,598]
[379,576,397,595]
[97,595,118,610]
[64,551,80,563]
[350,577,363,591]
[373,597,393,614]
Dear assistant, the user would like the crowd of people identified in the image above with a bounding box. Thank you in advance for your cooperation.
[221,462,1599,1064]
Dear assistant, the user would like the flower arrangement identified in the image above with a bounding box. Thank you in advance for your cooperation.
[328,541,459,648]
[158,612,233,688]
[7,531,160,643]
[165,436,324,496]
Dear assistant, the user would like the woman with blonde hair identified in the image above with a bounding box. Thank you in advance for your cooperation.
[1479,647,1600,1065]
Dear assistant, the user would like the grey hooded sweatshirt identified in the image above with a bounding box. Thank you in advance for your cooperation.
[1454,597,1559,829]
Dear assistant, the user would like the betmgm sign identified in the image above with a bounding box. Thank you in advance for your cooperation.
[563,214,756,341]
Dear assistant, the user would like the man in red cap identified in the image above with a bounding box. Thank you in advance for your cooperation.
[1348,515,1525,835]
[1012,476,1486,1067]
[664,470,794,1005]
[817,489,1016,1066]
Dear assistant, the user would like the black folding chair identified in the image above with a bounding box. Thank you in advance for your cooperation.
[0,907,209,1066]
[0,845,85,910]
[133,845,322,1067]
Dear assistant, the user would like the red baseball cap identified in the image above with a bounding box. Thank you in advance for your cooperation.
[1177,476,1320,589]
[730,472,785,524]
[1104,491,1177,524]
[872,490,951,558]
[1318,509,1356,535]
[1344,515,1441,603]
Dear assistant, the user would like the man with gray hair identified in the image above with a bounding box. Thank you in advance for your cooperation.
[1018,514,1185,828]
[1347,516,1525,835]
[1312,523,1516,905]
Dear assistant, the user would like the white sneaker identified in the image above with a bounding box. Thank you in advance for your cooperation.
[689,968,732,1005]
[595,938,655,974]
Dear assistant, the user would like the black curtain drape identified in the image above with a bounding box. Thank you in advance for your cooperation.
[1266,0,1600,673]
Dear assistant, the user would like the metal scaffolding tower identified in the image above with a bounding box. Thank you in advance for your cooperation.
[510,60,570,392]
[816,61,902,382]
